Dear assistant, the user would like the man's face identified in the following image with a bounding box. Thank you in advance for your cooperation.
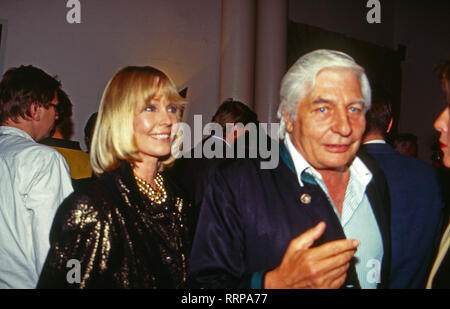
[36,94,59,141]
[284,68,366,172]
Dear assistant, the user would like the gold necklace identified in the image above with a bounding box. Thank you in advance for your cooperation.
[134,173,167,204]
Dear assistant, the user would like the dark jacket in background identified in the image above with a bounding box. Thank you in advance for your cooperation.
[167,135,230,223]
[362,143,444,288]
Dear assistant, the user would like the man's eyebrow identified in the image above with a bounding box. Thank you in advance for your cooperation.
[349,99,365,105]
[311,97,332,104]
[311,97,366,105]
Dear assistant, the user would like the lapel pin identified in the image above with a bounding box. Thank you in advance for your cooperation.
[300,193,311,205]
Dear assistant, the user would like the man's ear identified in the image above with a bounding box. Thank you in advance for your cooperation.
[29,103,41,121]
[386,117,393,134]
[282,110,294,134]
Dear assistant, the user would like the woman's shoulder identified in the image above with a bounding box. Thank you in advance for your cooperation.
[74,171,119,199]
[161,169,189,198]
[54,172,120,231]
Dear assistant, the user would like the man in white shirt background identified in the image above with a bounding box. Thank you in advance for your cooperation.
[0,65,73,288]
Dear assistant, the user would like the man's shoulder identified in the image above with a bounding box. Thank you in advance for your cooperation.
[1,138,64,164]
[210,157,288,189]
[363,146,441,196]
[53,187,106,233]
[397,153,436,172]
[21,142,67,165]
[216,157,273,176]
[57,174,115,219]
[378,149,436,178]
[395,157,442,192]
[363,144,437,176]
[0,142,70,188]
[357,149,386,179]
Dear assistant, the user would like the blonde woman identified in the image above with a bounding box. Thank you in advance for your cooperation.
[37,66,192,288]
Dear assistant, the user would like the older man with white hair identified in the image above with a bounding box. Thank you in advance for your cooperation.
[188,49,391,289]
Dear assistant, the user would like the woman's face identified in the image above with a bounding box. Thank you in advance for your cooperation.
[133,94,178,161]
[434,105,450,167]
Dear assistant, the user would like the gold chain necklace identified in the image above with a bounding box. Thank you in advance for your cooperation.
[134,173,167,204]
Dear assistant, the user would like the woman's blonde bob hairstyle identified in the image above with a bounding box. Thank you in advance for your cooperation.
[90,66,187,175]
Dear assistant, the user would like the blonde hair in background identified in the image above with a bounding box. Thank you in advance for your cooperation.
[90,66,187,175]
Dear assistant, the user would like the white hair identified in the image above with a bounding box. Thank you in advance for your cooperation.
[277,49,371,139]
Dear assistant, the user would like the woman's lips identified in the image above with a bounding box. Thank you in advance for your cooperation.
[150,133,171,141]
[440,142,447,150]
[325,144,350,153]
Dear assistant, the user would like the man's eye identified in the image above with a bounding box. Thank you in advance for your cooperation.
[349,106,362,113]
[318,107,327,113]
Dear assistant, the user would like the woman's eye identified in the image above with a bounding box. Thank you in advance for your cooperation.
[167,105,177,113]
[145,105,156,112]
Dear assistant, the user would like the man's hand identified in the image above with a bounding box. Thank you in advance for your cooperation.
[264,222,359,289]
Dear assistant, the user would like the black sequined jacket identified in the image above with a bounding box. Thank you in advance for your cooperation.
[37,162,194,289]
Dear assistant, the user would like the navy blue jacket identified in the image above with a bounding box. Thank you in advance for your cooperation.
[188,145,391,289]
[362,143,444,288]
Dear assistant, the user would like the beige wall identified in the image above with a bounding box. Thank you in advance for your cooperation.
[289,0,450,162]
[393,0,450,162]
[0,0,222,150]
[1,0,449,161]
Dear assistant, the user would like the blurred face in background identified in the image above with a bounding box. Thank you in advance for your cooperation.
[434,74,450,167]
[434,106,450,167]
[36,93,59,141]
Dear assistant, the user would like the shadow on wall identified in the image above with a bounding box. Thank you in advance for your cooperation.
[0,21,7,74]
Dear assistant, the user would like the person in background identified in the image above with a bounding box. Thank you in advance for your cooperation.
[362,89,444,288]
[0,65,73,288]
[168,98,259,214]
[38,66,194,288]
[210,98,259,147]
[83,112,98,153]
[392,133,419,158]
[40,89,92,189]
[428,59,450,289]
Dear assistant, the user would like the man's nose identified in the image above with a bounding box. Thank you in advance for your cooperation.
[332,109,352,136]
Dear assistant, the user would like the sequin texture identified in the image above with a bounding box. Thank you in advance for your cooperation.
[37,162,194,289]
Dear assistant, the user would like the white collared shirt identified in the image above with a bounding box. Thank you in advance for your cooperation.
[284,134,383,288]
[210,135,231,147]
[0,126,73,288]
[363,139,386,145]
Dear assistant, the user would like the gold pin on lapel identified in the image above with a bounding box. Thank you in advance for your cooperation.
[300,193,311,205]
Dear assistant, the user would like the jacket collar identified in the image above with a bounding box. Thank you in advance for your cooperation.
[0,126,35,142]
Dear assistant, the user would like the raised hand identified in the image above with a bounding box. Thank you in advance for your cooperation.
[264,222,359,289]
